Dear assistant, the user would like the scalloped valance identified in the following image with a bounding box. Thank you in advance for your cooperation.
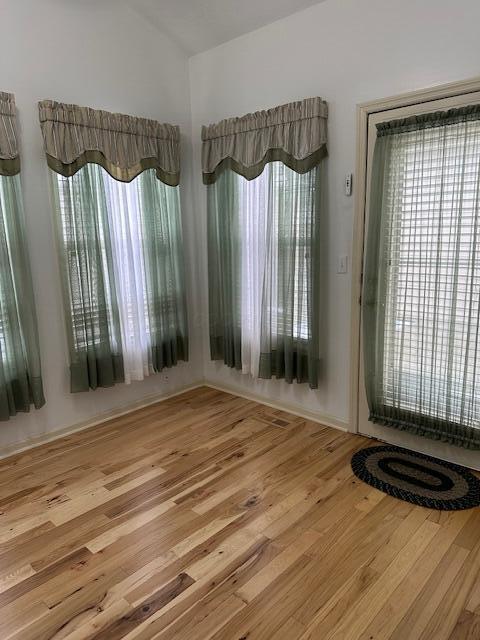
[201,97,328,184]
[0,92,20,176]
[38,100,181,185]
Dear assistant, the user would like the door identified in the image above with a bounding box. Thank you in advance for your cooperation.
[358,91,480,469]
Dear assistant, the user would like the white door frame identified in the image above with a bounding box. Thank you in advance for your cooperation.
[349,76,480,438]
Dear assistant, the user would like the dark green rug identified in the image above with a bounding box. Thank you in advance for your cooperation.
[351,445,480,511]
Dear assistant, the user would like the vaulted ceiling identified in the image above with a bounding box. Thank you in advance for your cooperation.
[129,0,326,55]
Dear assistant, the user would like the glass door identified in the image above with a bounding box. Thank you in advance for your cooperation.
[358,92,480,469]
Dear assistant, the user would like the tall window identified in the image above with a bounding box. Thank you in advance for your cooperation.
[53,166,188,388]
[363,105,480,449]
[203,97,327,389]
[39,100,188,392]
[0,92,44,419]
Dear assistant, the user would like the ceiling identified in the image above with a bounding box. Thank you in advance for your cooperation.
[128,0,325,55]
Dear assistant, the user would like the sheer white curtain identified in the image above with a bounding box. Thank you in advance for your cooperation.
[237,162,313,376]
[239,168,269,376]
[102,172,152,384]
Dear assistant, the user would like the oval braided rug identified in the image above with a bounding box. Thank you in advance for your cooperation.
[351,445,480,510]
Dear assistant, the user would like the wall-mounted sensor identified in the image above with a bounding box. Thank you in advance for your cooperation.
[345,173,353,196]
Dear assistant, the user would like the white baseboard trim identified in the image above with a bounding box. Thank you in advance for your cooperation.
[0,379,350,461]
[0,381,204,461]
[204,381,350,433]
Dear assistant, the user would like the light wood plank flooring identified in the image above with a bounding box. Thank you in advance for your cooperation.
[0,386,479,639]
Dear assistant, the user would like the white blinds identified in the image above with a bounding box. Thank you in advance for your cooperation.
[380,116,480,429]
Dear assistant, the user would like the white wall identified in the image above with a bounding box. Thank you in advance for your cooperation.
[189,0,480,427]
[1,0,479,452]
[0,0,204,450]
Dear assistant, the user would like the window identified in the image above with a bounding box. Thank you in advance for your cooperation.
[0,90,44,419]
[0,172,45,417]
[204,96,326,389]
[51,164,188,389]
[39,99,187,392]
[208,162,321,387]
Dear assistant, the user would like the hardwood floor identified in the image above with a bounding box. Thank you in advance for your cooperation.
[0,386,479,639]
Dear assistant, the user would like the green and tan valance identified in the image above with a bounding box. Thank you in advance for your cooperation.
[38,100,180,185]
[0,92,20,176]
[201,97,328,184]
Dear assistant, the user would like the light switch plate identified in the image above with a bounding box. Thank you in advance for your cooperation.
[345,173,353,196]
[337,255,348,274]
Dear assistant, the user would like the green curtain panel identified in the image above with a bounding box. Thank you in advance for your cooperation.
[363,104,480,449]
[138,170,188,370]
[50,166,124,392]
[204,97,327,389]
[207,169,242,369]
[0,174,45,418]
[258,162,321,387]
[41,100,187,392]
[0,92,44,420]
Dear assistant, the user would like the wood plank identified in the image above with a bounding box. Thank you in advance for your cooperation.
[0,385,477,640]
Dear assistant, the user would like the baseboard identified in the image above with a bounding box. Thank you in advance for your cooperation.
[1,378,350,461]
[204,381,350,433]
[0,381,204,461]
